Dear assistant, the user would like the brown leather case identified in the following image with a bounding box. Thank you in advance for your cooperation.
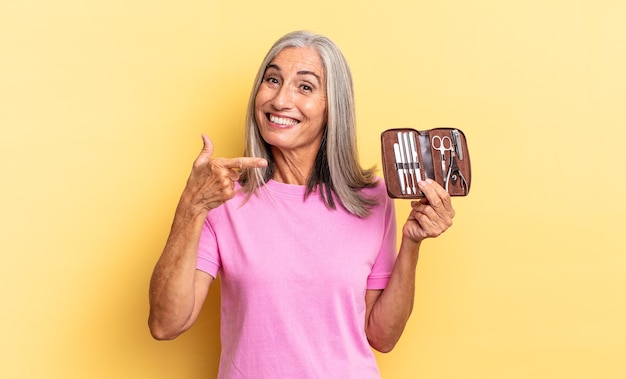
[380,128,472,198]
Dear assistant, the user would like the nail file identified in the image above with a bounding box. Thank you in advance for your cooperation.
[408,132,421,183]
[396,132,411,194]
[451,129,463,160]
[393,143,406,195]
[402,132,417,194]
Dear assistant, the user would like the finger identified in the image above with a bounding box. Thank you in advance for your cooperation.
[200,134,214,157]
[217,157,268,170]
[410,195,453,232]
[193,134,215,168]
[409,208,446,239]
[418,179,453,213]
[410,203,437,224]
[413,199,453,226]
[404,208,437,241]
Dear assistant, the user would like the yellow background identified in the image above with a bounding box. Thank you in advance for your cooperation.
[1,0,625,378]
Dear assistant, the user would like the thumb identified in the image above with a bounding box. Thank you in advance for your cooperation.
[200,134,214,158]
[193,134,214,167]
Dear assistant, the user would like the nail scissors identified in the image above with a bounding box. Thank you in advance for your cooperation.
[431,135,453,182]
[446,149,467,192]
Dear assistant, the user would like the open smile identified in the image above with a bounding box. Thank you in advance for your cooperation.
[268,113,300,128]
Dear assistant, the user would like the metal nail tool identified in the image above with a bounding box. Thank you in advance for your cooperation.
[393,143,407,195]
[445,146,467,192]
[431,135,453,187]
[408,132,422,185]
[393,131,423,195]
[401,132,417,194]
[396,132,412,194]
[451,129,464,160]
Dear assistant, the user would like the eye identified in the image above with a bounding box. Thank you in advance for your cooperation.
[300,83,314,92]
[263,73,280,86]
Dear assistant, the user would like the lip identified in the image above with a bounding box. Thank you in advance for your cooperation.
[266,113,300,129]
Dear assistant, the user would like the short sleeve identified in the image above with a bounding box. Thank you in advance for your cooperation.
[196,210,222,279]
[366,189,397,290]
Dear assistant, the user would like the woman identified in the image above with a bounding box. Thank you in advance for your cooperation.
[149,31,455,378]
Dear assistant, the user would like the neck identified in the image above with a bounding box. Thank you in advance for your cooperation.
[271,148,315,186]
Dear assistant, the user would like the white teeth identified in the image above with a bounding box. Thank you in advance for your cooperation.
[270,114,298,126]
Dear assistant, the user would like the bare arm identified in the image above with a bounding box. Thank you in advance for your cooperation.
[365,179,455,352]
[148,204,213,340]
[148,135,267,340]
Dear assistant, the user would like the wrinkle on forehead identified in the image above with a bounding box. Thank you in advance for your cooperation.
[267,47,325,84]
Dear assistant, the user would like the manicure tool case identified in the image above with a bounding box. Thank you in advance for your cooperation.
[380,128,472,198]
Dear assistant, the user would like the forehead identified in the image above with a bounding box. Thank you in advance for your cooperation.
[268,47,325,78]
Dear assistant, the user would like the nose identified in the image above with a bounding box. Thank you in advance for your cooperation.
[271,84,294,110]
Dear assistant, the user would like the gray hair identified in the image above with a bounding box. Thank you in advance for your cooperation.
[239,30,378,217]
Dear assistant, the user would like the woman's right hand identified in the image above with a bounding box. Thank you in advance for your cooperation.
[183,134,268,212]
[148,135,267,340]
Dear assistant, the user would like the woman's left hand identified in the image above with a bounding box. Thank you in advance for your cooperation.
[403,179,455,243]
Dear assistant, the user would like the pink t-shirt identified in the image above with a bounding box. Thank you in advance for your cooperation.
[197,179,397,378]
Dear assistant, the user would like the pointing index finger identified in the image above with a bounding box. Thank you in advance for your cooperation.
[220,157,268,170]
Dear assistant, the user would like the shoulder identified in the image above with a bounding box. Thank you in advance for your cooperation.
[358,176,395,218]
[361,176,390,199]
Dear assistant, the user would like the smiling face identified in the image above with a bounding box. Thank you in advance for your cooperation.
[254,46,327,163]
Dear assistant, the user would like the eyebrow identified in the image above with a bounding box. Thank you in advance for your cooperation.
[266,63,322,83]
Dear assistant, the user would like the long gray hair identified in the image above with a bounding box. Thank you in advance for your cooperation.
[239,30,378,217]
